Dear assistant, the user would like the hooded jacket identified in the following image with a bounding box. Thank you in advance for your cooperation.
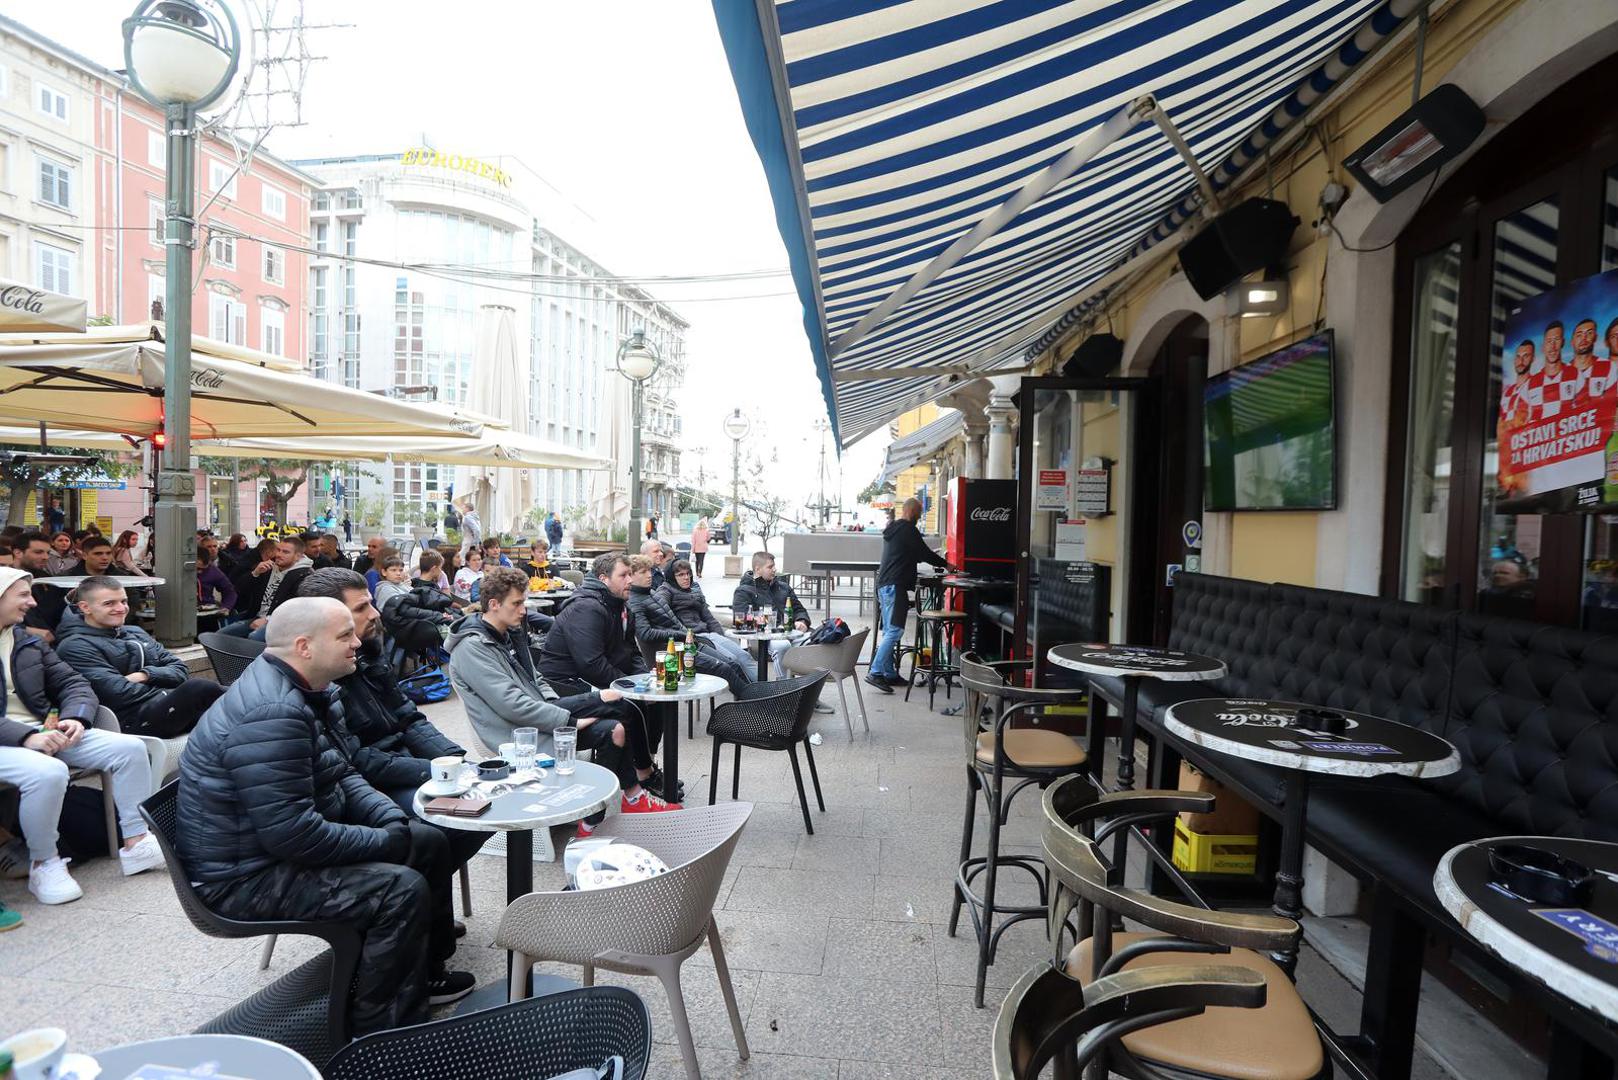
[447,612,601,753]
[177,652,409,883]
[0,567,99,746]
[731,570,807,626]
[331,636,463,791]
[876,517,948,593]
[378,577,455,636]
[54,606,191,715]
[538,575,647,696]
[658,577,723,635]
[625,583,689,647]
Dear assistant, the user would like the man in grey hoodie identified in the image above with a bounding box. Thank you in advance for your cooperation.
[446,566,680,833]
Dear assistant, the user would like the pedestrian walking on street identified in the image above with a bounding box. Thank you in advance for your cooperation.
[690,516,710,576]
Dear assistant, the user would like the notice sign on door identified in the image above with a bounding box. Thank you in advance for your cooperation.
[1037,469,1069,511]
[1055,519,1087,560]
[1495,267,1618,512]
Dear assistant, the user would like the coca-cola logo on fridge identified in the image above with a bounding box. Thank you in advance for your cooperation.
[969,506,1012,522]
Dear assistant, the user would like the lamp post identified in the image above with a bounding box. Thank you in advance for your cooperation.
[616,328,661,550]
[722,409,750,554]
[123,0,240,645]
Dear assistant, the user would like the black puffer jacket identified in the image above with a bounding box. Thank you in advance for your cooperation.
[0,626,100,747]
[380,579,455,638]
[177,653,409,884]
[625,584,688,647]
[332,637,464,792]
[731,571,807,625]
[658,579,723,634]
[55,608,191,716]
[538,576,647,695]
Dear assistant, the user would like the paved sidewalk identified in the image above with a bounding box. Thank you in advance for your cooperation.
[1,590,1501,1076]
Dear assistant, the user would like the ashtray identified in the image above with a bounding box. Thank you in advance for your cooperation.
[477,758,511,781]
[1488,843,1595,905]
[1294,707,1348,735]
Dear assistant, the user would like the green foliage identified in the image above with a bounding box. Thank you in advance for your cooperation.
[0,449,139,527]
[857,479,895,504]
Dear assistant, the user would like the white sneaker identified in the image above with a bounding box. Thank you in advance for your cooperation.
[119,833,165,877]
[29,856,83,905]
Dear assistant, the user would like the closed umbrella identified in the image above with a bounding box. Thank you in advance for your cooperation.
[587,360,631,537]
[465,305,531,535]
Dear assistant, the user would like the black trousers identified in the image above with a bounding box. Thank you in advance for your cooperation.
[196,821,452,1037]
[390,618,444,657]
[693,552,706,575]
[124,679,227,737]
[388,788,489,869]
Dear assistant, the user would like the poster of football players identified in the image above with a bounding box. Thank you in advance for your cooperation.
[1496,267,1618,512]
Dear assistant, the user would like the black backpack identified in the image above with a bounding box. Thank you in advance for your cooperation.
[806,617,850,646]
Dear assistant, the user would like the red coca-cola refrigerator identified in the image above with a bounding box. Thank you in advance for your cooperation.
[945,477,1018,576]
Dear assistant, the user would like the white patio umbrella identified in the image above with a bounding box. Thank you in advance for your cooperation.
[465,305,531,534]
[0,336,493,439]
[0,277,87,333]
[586,359,631,536]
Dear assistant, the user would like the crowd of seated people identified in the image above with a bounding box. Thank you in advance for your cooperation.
[625,555,751,693]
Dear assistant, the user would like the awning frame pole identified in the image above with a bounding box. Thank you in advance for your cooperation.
[827,95,1156,362]
[1144,101,1221,214]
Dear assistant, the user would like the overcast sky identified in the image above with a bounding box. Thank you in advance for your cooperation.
[7,0,891,523]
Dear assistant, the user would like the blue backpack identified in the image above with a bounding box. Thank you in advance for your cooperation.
[399,667,452,705]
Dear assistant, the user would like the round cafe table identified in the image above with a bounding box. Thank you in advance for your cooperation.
[1437,836,1618,1025]
[34,575,166,589]
[87,1033,320,1079]
[414,762,617,999]
[1165,697,1458,975]
[612,672,730,803]
[728,628,799,683]
[1046,643,1226,792]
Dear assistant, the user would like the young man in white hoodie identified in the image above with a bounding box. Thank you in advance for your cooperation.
[0,566,164,904]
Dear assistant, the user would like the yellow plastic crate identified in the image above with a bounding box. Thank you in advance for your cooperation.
[1172,819,1258,876]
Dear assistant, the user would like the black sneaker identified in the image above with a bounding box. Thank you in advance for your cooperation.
[428,969,477,1005]
[864,673,895,694]
[454,919,467,940]
[643,766,686,801]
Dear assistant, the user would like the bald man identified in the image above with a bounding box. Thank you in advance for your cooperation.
[868,497,951,692]
[177,598,473,1034]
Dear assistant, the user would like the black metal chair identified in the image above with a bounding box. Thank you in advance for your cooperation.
[323,986,654,1080]
[906,607,965,709]
[706,672,829,834]
[952,653,1091,1008]
[198,632,265,686]
[139,781,363,1067]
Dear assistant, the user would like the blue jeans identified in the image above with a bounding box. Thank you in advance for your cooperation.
[216,617,259,639]
[872,584,903,678]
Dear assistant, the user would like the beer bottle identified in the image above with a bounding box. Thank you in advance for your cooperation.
[44,708,59,732]
[682,628,697,679]
[663,642,680,691]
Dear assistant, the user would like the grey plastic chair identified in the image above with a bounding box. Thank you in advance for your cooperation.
[559,568,585,586]
[495,801,754,1080]
[781,626,870,737]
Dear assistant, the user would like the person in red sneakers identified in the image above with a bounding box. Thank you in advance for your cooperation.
[446,566,679,834]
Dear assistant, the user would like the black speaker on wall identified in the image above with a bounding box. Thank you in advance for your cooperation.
[1178,197,1300,301]
[1061,333,1123,378]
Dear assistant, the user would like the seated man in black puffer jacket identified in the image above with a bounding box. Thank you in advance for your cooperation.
[625,556,750,693]
[373,555,455,663]
[297,568,487,870]
[177,597,474,1036]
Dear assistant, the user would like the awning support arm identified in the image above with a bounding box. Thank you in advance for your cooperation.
[826,95,1155,362]
[1143,101,1221,213]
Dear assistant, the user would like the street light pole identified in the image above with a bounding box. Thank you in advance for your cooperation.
[722,409,750,555]
[813,417,830,527]
[124,0,240,645]
[616,328,661,551]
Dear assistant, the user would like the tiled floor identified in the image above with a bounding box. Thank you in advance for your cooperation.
[0,583,1498,1077]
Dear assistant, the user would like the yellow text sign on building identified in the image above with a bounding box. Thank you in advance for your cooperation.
[399,148,512,188]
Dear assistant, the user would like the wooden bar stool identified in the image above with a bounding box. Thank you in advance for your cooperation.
[906,608,965,710]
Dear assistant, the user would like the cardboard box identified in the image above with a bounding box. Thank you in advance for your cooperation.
[1177,762,1261,835]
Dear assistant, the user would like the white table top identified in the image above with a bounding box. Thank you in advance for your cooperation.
[85,1033,320,1078]
[612,671,729,702]
[33,574,165,588]
[525,596,554,609]
[1437,836,1618,1023]
[1164,697,1460,778]
[729,628,800,642]
[1047,642,1227,682]
[411,761,617,832]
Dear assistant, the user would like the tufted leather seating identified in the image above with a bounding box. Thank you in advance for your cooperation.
[1084,573,1618,925]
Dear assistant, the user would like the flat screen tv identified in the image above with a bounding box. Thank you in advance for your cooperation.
[1203,330,1337,511]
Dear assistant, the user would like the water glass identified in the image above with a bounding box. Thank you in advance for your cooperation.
[513,727,539,774]
[553,725,577,775]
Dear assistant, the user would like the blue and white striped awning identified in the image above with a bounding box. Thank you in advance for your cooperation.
[877,409,965,485]
[713,0,1425,445]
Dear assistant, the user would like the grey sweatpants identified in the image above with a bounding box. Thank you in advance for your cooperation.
[0,729,152,861]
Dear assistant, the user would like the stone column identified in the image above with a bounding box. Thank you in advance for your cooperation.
[962,417,988,478]
[985,375,1022,480]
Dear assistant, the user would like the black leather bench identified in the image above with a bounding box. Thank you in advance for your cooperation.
[1082,572,1618,1075]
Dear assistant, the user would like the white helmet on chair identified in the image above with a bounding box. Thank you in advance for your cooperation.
[573,843,670,891]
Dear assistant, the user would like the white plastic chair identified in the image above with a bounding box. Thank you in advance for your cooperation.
[781,626,871,737]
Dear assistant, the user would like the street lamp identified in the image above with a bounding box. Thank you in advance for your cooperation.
[616,327,661,549]
[123,0,241,645]
[722,408,750,555]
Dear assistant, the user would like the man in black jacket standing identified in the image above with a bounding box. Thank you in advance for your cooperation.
[867,497,951,693]
[177,597,474,1033]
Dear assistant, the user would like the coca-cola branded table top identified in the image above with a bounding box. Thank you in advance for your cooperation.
[1163,697,1460,778]
[1436,836,1618,1023]
[1046,642,1227,682]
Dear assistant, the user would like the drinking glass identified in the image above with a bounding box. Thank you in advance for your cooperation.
[553,726,577,775]
[513,727,539,775]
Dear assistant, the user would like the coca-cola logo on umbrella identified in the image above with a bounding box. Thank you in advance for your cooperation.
[190,367,227,390]
[969,506,1012,522]
[0,285,46,315]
